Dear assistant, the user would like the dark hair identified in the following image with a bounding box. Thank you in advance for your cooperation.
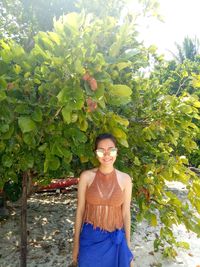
[94,133,117,150]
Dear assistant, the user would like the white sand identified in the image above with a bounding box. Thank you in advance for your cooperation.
[132,182,200,267]
[132,221,200,267]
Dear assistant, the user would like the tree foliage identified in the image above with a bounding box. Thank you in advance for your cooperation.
[151,45,200,168]
[172,36,200,63]
[0,0,77,48]
[0,0,128,48]
[0,0,28,42]
[0,11,147,184]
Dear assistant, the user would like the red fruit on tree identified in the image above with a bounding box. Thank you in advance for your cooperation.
[88,77,98,91]
[82,72,90,81]
[86,98,97,112]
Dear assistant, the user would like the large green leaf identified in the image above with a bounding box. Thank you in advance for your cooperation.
[48,32,61,45]
[193,181,200,197]
[23,133,36,147]
[109,41,121,57]
[15,104,31,114]
[62,106,72,124]
[116,61,131,71]
[19,154,34,171]
[32,107,43,122]
[118,138,129,147]
[64,12,81,32]
[176,242,190,250]
[0,141,6,152]
[35,32,54,50]
[0,103,13,122]
[150,213,157,227]
[0,124,9,133]
[113,114,129,127]
[193,100,200,108]
[108,84,132,97]
[0,61,9,75]
[48,156,60,171]
[18,117,36,133]
[1,125,14,140]
[57,86,84,110]
[66,127,87,144]
[178,104,193,114]
[2,154,13,167]
[0,77,7,89]
[0,91,7,102]
[107,95,132,106]
[31,44,49,59]
[112,127,127,139]
[58,147,72,163]
[38,143,48,152]
[74,59,85,75]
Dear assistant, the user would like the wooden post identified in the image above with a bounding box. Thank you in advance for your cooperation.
[20,172,28,267]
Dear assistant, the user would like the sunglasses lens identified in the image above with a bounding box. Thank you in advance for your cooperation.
[110,150,117,156]
[96,148,117,157]
[96,150,104,157]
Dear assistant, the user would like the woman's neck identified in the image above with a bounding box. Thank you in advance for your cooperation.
[98,165,114,175]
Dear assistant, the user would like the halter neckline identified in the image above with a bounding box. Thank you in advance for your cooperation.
[98,168,115,176]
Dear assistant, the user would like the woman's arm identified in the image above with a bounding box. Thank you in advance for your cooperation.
[122,174,132,247]
[72,171,88,263]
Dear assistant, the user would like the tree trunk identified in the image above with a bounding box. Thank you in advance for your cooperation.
[20,172,28,267]
[0,191,9,218]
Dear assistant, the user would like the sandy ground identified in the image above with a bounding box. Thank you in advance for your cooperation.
[133,220,200,267]
[0,182,200,267]
[132,182,200,267]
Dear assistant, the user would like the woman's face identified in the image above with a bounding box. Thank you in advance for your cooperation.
[95,138,117,166]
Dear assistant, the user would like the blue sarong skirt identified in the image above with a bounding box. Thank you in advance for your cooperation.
[78,223,134,267]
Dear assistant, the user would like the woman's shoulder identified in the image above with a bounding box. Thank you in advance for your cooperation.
[115,169,132,185]
[80,168,98,179]
[79,168,98,187]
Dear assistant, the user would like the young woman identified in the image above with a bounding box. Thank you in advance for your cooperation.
[72,133,134,267]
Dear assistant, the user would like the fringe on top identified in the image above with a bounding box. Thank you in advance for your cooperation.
[83,169,124,231]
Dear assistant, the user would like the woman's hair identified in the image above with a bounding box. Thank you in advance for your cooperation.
[94,133,117,150]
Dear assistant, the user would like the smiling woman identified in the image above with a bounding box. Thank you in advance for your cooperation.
[72,133,134,267]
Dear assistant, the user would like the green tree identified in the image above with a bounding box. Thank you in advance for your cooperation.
[0,0,127,48]
[0,0,77,48]
[0,0,28,42]
[151,44,200,169]
[119,66,200,255]
[0,11,146,186]
[171,36,200,63]
[0,0,160,48]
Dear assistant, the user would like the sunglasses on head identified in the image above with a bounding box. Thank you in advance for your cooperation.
[95,147,118,158]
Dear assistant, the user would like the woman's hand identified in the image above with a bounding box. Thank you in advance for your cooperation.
[130,259,134,267]
[72,244,79,264]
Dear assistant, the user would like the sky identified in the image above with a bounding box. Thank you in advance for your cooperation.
[131,0,200,59]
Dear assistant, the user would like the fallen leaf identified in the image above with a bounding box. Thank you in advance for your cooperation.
[149,251,154,255]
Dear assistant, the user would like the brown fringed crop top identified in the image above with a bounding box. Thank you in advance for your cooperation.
[83,169,124,231]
